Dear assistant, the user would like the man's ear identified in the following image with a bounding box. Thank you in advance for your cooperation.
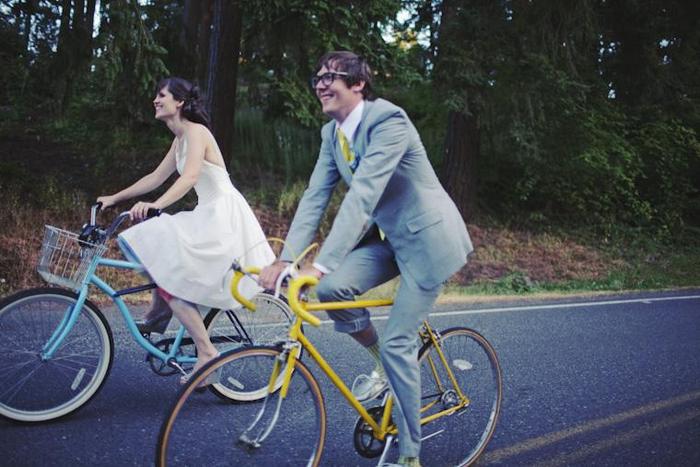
[351,80,366,94]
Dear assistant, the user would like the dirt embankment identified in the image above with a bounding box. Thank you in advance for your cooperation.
[0,132,615,297]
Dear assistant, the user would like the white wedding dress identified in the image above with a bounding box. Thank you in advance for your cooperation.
[119,138,274,310]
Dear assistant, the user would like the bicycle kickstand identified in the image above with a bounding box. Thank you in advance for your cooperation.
[376,434,396,466]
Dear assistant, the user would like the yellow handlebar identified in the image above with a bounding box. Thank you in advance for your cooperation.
[230,266,261,311]
[288,276,322,327]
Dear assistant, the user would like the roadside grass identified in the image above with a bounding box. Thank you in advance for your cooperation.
[445,223,700,298]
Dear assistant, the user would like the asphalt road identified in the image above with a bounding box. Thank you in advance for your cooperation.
[1,289,699,466]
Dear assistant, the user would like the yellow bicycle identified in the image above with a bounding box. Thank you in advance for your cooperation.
[157,270,502,466]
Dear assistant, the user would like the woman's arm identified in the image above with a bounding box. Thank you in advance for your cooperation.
[97,139,178,209]
[151,126,207,209]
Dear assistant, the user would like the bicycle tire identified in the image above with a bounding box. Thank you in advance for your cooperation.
[157,346,326,466]
[0,287,114,422]
[417,327,502,466]
[203,292,296,401]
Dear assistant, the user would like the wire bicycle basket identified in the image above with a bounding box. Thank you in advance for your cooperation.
[37,225,107,291]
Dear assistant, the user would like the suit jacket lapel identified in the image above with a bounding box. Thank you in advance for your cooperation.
[352,99,375,169]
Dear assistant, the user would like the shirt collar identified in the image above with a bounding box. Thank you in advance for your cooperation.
[336,100,364,145]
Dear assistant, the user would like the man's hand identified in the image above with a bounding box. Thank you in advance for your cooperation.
[259,261,289,290]
[298,266,324,281]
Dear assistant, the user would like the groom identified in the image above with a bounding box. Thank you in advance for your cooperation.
[260,51,472,466]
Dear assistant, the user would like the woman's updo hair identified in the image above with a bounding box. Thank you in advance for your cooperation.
[155,77,211,129]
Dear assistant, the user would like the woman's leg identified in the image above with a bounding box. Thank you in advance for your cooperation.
[167,297,218,372]
[117,237,172,329]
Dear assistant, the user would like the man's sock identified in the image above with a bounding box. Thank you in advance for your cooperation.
[397,456,421,467]
[365,342,386,378]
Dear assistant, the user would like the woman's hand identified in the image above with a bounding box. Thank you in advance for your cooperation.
[129,201,160,221]
[96,195,118,210]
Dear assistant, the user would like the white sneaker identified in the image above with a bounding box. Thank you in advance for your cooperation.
[351,370,388,402]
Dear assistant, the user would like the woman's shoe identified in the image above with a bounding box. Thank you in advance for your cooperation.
[136,292,173,334]
[135,312,172,334]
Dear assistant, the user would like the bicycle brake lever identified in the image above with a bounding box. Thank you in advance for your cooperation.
[273,263,298,298]
[90,202,102,226]
[298,288,310,302]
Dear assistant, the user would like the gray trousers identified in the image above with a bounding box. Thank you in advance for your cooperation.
[316,232,443,458]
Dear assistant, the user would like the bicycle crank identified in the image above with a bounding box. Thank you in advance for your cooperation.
[353,406,392,458]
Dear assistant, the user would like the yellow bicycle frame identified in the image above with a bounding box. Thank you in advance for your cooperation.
[231,269,470,439]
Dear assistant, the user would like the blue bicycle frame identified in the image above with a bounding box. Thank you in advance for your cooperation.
[40,245,197,368]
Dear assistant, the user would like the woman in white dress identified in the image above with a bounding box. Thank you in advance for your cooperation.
[97,77,274,384]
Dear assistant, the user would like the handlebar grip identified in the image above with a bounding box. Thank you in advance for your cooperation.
[146,208,162,218]
[288,276,322,327]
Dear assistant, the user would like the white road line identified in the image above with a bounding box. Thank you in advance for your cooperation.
[315,294,700,325]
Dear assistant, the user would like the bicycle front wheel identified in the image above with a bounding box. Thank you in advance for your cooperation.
[157,347,326,466]
[417,327,502,466]
[0,288,114,422]
[204,292,296,401]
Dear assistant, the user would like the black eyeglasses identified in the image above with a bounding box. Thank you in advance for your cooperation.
[310,71,349,88]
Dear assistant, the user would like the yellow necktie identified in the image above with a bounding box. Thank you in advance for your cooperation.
[337,127,385,240]
[337,128,355,167]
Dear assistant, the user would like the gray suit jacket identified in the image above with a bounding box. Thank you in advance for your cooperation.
[281,98,473,289]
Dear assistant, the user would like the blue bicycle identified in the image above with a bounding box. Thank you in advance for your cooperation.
[0,204,292,422]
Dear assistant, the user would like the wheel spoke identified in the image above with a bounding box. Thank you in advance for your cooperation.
[158,347,325,466]
[0,289,113,422]
[418,328,502,465]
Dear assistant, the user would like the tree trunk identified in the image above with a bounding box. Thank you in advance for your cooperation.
[435,0,480,222]
[205,0,243,169]
[182,0,210,84]
[441,110,478,222]
[21,0,35,59]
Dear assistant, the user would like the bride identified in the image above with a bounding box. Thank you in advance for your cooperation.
[97,77,274,385]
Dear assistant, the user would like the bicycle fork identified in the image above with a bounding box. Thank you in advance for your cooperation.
[41,289,90,360]
[238,344,298,449]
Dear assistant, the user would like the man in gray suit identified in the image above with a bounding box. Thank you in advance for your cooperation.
[260,51,472,466]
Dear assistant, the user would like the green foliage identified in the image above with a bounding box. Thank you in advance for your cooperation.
[384,81,447,168]
[632,117,700,230]
[272,76,325,128]
[95,0,169,123]
[3,0,699,240]
[0,11,27,106]
[232,108,320,186]
[0,162,87,212]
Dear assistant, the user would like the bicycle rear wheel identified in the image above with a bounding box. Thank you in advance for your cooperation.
[417,327,502,466]
[0,288,114,422]
[204,292,293,350]
[204,292,295,401]
[157,347,326,466]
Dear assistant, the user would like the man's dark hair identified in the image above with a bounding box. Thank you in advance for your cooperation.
[316,51,376,100]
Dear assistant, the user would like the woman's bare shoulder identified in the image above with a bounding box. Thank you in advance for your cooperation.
[185,122,213,140]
